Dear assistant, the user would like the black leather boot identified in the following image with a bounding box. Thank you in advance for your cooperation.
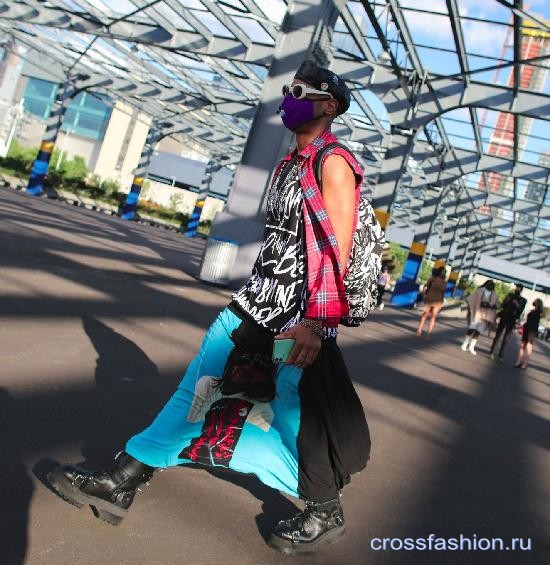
[268,498,345,554]
[47,452,156,525]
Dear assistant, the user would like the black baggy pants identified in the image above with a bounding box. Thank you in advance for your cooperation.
[298,339,371,503]
[490,317,515,358]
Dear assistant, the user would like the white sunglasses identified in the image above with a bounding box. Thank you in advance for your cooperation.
[282,84,333,99]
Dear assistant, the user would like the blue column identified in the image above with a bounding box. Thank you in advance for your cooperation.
[120,176,144,220]
[27,83,71,195]
[27,141,55,195]
[120,128,158,220]
[391,241,426,307]
[445,270,460,297]
[184,159,220,237]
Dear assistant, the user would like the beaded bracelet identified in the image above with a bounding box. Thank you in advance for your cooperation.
[299,318,324,338]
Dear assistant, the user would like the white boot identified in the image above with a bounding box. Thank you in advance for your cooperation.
[461,336,470,351]
[468,338,478,356]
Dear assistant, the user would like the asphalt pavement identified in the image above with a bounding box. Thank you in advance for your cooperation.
[0,188,548,565]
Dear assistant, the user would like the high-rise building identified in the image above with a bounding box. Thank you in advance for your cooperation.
[525,150,550,203]
[479,18,549,197]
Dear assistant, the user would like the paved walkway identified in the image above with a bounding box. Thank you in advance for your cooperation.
[1,188,548,565]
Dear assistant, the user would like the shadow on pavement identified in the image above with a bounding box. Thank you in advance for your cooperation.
[0,387,33,565]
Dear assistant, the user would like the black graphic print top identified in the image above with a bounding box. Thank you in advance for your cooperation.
[233,155,308,334]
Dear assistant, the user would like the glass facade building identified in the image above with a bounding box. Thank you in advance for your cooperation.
[22,77,112,140]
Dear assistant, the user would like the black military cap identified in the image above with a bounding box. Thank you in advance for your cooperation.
[294,60,351,115]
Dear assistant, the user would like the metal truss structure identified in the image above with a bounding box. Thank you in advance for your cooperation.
[0,0,548,271]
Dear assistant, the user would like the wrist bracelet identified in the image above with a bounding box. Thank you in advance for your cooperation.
[299,318,324,338]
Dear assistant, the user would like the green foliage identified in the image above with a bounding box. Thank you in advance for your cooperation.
[100,178,121,196]
[457,278,476,296]
[1,139,37,174]
[385,242,433,284]
[138,198,189,225]
[197,218,212,236]
[418,259,434,284]
[0,140,202,229]
[386,242,408,279]
[168,192,183,211]
[62,155,88,181]
[494,281,513,305]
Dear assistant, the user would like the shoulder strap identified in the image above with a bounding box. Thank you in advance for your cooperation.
[313,142,349,188]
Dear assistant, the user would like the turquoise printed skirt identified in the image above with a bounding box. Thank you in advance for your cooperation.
[126,307,303,498]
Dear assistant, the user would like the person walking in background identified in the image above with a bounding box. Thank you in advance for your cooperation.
[416,266,446,337]
[376,267,391,310]
[461,280,498,356]
[490,283,527,362]
[515,298,544,369]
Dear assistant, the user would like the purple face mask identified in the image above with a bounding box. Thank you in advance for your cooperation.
[278,96,315,131]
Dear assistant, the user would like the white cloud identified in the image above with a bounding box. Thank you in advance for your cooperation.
[462,19,509,58]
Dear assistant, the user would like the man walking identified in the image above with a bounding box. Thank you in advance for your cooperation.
[48,61,373,555]
[490,283,527,362]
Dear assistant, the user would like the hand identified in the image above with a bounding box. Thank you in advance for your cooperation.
[275,324,321,369]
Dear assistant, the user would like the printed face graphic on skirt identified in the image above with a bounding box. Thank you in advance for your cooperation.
[181,375,274,466]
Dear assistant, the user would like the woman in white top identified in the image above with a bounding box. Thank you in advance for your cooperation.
[461,280,498,355]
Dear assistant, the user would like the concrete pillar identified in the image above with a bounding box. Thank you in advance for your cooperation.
[27,79,77,195]
[446,269,460,297]
[391,187,453,306]
[371,130,416,231]
[206,0,346,288]
[120,127,159,220]
[184,159,222,237]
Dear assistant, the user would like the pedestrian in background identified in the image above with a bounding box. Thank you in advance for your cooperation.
[490,283,527,362]
[416,266,446,337]
[376,267,391,310]
[461,280,498,355]
[515,298,544,369]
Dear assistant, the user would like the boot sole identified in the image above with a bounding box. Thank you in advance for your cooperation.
[268,524,345,555]
[47,468,127,526]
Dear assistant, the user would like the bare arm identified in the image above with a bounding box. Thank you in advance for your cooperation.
[321,154,357,270]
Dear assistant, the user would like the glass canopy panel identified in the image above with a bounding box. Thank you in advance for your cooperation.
[188,10,235,38]
[401,9,454,50]
[175,0,205,9]
[60,0,87,12]
[521,118,550,165]
[415,47,461,76]
[398,0,447,15]
[245,63,268,81]
[347,2,373,40]
[456,0,512,24]
[333,30,364,59]
[441,111,477,151]
[359,90,390,131]
[150,4,197,31]
[218,0,246,10]
[85,0,137,16]
[230,16,274,44]
[463,20,512,73]
[251,0,287,26]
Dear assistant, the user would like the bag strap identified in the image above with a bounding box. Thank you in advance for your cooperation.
[313,142,349,188]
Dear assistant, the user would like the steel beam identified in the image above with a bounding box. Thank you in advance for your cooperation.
[208,0,347,287]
